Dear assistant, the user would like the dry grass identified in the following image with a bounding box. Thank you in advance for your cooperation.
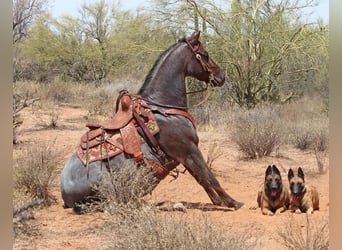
[101,205,249,249]
[206,142,224,170]
[277,214,329,250]
[312,128,329,174]
[231,105,282,159]
[13,140,63,241]
[84,88,116,117]
[35,110,60,129]
[84,162,249,249]
[76,163,159,214]
[14,140,63,206]
[278,97,329,173]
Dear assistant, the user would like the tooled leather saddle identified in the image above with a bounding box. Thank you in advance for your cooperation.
[76,90,160,179]
[76,90,196,180]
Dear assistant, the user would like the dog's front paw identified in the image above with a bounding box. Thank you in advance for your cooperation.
[262,209,274,216]
[295,208,301,214]
[306,208,314,216]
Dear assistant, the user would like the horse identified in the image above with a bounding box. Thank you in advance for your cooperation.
[60,32,244,211]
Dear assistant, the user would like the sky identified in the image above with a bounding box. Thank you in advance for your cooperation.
[49,0,329,24]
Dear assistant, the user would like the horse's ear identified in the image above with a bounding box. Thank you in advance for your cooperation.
[188,31,201,44]
[192,31,201,41]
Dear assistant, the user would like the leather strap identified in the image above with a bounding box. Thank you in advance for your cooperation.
[160,109,196,128]
[144,159,169,179]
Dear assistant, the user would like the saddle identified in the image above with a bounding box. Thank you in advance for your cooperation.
[77,90,169,179]
[76,90,197,180]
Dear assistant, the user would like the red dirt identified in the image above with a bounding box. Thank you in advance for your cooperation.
[13,104,329,249]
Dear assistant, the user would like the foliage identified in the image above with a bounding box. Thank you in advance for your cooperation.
[14,0,328,108]
[12,92,39,144]
[16,1,175,83]
[13,0,47,44]
[187,0,328,108]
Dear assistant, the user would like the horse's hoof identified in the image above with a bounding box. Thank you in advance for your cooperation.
[234,201,244,210]
[73,204,85,214]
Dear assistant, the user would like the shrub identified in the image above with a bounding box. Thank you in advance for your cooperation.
[34,109,60,129]
[91,164,248,250]
[231,105,282,159]
[13,93,40,144]
[312,127,329,174]
[14,140,62,205]
[278,214,329,250]
[39,80,75,103]
[103,206,248,249]
[206,142,223,170]
[291,120,315,150]
[84,164,159,213]
[85,87,116,117]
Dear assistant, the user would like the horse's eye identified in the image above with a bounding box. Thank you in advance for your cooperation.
[202,52,209,61]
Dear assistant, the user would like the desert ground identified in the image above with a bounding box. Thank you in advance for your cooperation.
[13,102,329,249]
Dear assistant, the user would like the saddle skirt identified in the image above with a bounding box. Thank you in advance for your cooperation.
[76,96,160,165]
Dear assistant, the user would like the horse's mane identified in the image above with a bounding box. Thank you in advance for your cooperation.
[138,38,186,94]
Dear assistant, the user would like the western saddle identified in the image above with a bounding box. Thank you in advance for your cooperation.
[77,90,195,180]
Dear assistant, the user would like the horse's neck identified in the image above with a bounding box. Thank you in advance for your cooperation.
[140,46,188,109]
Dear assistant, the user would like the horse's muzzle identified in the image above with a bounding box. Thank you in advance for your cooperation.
[209,72,225,87]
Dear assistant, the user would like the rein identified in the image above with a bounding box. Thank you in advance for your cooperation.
[185,83,215,108]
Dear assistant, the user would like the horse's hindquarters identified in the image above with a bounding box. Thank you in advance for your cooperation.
[60,150,163,209]
[60,153,105,208]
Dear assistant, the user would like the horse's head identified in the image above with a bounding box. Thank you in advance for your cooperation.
[183,32,225,87]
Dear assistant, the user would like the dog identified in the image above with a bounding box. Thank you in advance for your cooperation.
[257,165,289,215]
[288,167,319,215]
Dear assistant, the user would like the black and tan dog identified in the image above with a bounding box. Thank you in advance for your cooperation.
[288,167,319,215]
[257,165,289,215]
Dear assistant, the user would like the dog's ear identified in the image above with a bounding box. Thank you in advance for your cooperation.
[298,167,305,181]
[272,165,281,176]
[265,165,272,178]
[288,168,294,181]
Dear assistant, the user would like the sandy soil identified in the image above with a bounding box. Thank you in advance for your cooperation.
[13,104,329,249]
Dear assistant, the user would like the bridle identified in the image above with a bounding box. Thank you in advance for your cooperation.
[185,39,220,87]
[143,39,222,110]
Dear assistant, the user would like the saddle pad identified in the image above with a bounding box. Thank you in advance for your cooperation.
[77,133,123,165]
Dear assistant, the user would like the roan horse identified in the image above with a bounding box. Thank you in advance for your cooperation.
[61,32,244,211]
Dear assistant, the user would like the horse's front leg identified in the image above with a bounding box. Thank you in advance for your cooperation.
[184,166,222,205]
[156,115,243,210]
[183,145,244,210]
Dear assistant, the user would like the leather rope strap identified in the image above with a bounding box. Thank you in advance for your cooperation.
[185,40,214,74]
[132,108,167,162]
[154,108,196,128]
